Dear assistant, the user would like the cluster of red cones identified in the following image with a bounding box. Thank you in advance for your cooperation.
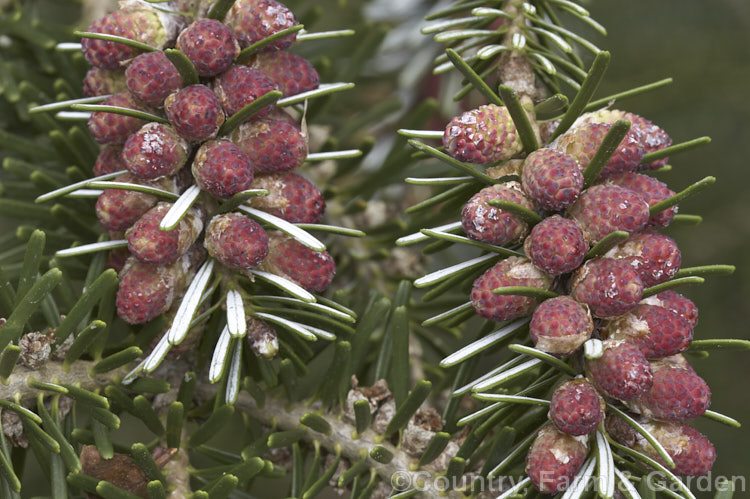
[80,1,335,331]
[442,104,715,493]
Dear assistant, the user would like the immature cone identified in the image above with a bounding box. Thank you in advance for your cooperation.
[529,296,593,355]
[571,258,644,318]
[248,51,320,96]
[176,19,240,77]
[229,116,307,174]
[626,355,711,420]
[94,145,127,176]
[213,65,277,117]
[192,140,255,198]
[249,173,325,223]
[606,414,715,476]
[262,234,335,292]
[470,256,552,321]
[81,8,181,70]
[526,425,589,494]
[608,172,677,227]
[164,84,225,142]
[521,148,583,211]
[126,203,203,265]
[549,379,605,436]
[461,182,534,245]
[224,0,299,51]
[122,123,189,180]
[586,339,653,401]
[443,104,523,164]
[94,173,164,231]
[568,184,650,243]
[87,92,147,145]
[83,67,126,97]
[524,215,587,275]
[604,230,681,287]
[644,290,699,328]
[602,304,693,359]
[116,255,191,324]
[204,213,268,270]
[578,109,672,169]
[125,51,183,107]
[552,122,645,178]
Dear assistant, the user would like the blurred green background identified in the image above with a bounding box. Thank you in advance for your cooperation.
[589,0,750,489]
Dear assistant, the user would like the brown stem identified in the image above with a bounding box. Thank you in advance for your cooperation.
[497,0,542,101]
[0,361,127,402]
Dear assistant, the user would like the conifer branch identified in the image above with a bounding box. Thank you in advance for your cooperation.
[195,383,460,498]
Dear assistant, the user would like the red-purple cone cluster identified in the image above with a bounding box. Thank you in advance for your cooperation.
[441,103,714,490]
[78,2,335,337]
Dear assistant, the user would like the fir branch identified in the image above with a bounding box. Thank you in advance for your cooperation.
[194,384,459,498]
[0,361,127,403]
